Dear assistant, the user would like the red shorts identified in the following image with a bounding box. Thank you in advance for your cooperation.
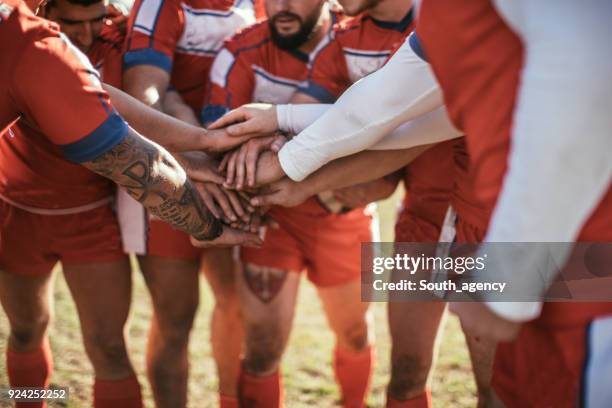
[0,200,124,276]
[146,219,201,261]
[241,198,372,287]
[493,304,612,408]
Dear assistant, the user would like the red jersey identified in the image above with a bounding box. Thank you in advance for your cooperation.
[300,9,414,103]
[202,17,336,122]
[124,0,257,113]
[416,0,612,240]
[0,7,127,209]
[0,0,126,157]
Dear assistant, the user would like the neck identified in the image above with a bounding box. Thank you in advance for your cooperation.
[298,3,331,54]
[368,0,412,22]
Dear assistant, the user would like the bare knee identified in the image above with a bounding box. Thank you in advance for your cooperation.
[336,320,370,352]
[388,353,432,400]
[83,331,131,375]
[10,315,50,351]
[244,323,285,375]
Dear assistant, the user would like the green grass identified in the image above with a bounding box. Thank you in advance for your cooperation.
[0,189,476,407]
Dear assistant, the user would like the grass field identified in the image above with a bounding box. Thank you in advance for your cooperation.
[0,191,476,407]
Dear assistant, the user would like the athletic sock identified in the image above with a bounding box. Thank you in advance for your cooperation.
[6,338,53,408]
[219,393,239,408]
[93,375,143,408]
[333,345,374,408]
[386,390,432,408]
[238,367,283,408]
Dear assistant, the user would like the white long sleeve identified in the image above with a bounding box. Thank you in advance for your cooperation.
[278,33,443,181]
[278,104,461,151]
[482,0,612,322]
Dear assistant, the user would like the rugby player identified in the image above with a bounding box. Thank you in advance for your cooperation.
[213,0,612,405]
[202,1,377,407]
[122,1,257,406]
[0,1,260,407]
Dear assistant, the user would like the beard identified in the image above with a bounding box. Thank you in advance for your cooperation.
[268,6,323,51]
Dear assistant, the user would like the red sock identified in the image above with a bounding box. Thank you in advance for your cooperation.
[386,390,432,408]
[220,394,239,408]
[6,339,53,408]
[93,375,143,408]
[238,368,283,408]
[333,345,374,408]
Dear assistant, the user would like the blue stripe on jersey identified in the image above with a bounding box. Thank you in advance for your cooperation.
[297,81,336,104]
[61,112,128,163]
[123,48,172,72]
[201,104,229,125]
[409,32,428,62]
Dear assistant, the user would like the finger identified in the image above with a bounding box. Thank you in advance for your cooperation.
[225,150,238,186]
[218,153,230,172]
[209,184,238,222]
[226,189,248,221]
[189,168,225,185]
[245,142,262,188]
[235,145,248,190]
[208,109,247,130]
[226,121,261,137]
[270,136,286,153]
[250,192,279,207]
[197,185,221,219]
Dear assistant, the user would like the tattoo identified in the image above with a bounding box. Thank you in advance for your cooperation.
[243,264,288,304]
[83,129,222,240]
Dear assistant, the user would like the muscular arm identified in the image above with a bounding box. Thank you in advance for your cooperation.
[122,65,170,110]
[104,84,254,153]
[82,127,222,240]
[278,34,443,181]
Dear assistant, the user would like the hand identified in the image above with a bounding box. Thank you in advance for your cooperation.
[177,151,225,184]
[253,151,285,188]
[332,178,398,208]
[190,226,262,248]
[208,103,279,138]
[219,135,287,189]
[203,127,264,154]
[449,302,522,342]
[249,177,310,208]
[195,182,254,224]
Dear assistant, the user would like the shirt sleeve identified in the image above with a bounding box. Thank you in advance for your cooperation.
[12,33,128,163]
[297,38,349,103]
[278,33,443,181]
[200,45,255,124]
[123,0,183,73]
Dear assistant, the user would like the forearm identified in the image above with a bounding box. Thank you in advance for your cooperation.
[104,84,207,152]
[83,127,222,240]
[298,146,430,196]
[278,34,442,181]
[163,89,201,126]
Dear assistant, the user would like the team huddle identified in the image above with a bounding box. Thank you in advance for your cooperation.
[1,0,611,407]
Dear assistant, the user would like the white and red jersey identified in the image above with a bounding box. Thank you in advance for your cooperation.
[202,14,338,122]
[299,9,414,103]
[124,0,258,113]
[0,15,126,209]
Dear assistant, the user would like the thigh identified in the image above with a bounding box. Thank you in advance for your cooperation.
[200,247,237,301]
[63,258,132,335]
[138,256,199,329]
[238,263,301,346]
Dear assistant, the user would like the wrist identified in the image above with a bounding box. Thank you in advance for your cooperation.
[194,216,223,241]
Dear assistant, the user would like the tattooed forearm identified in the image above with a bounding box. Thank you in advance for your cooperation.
[83,128,223,240]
